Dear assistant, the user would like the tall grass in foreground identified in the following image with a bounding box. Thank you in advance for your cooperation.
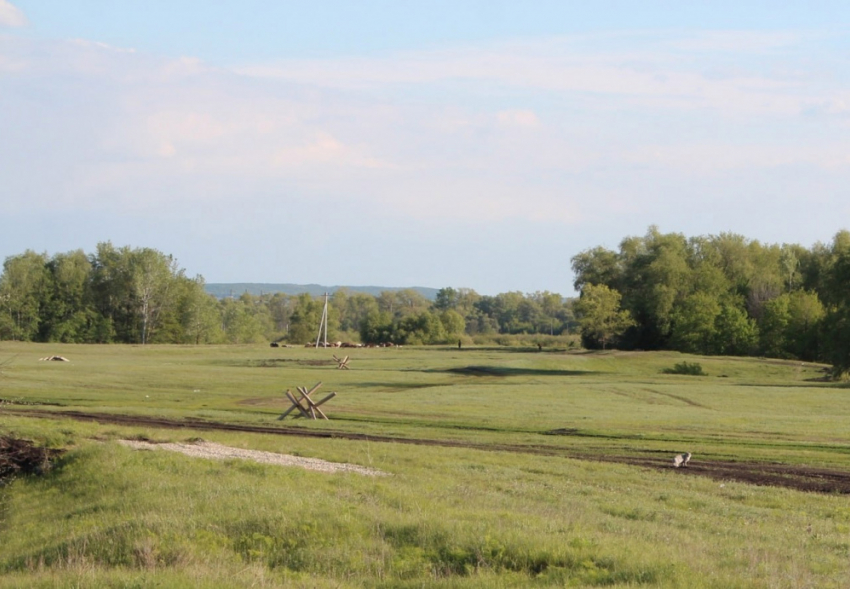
[2,427,849,588]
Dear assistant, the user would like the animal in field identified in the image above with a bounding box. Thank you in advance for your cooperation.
[672,452,692,468]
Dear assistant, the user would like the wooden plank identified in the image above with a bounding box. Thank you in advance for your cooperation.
[278,382,335,421]
[277,390,302,420]
[285,389,311,419]
[313,391,337,407]
[310,392,337,420]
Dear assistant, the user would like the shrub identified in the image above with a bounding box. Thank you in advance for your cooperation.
[662,361,706,376]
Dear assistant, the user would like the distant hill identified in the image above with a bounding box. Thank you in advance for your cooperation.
[205,283,440,301]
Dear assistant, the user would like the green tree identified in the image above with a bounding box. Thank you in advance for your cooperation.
[670,292,720,354]
[220,296,268,344]
[396,311,447,345]
[785,290,824,360]
[439,309,466,337]
[759,295,791,357]
[334,291,379,337]
[131,248,183,344]
[713,298,758,356]
[287,294,327,344]
[359,310,395,344]
[573,284,635,349]
[178,277,223,344]
[266,292,293,338]
[571,246,622,291]
[434,287,461,311]
[41,250,99,342]
[89,242,134,342]
[0,251,50,341]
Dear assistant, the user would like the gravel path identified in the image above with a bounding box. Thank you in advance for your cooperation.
[118,439,388,476]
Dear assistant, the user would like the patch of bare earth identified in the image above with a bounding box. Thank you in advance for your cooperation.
[10,410,850,493]
[117,439,388,477]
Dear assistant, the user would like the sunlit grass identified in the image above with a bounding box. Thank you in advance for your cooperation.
[1,342,849,586]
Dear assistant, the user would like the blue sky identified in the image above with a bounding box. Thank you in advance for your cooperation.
[2,2,849,295]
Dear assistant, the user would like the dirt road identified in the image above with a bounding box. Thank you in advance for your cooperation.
[8,408,850,494]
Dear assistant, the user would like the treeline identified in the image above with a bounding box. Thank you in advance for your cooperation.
[571,226,850,373]
[0,243,576,346]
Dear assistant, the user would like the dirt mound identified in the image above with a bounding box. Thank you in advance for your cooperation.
[0,436,62,482]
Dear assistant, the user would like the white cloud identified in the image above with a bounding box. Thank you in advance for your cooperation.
[496,109,539,128]
[0,0,26,27]
[2,29,849,234]
[624,142,850,174]
[235,35,824,118]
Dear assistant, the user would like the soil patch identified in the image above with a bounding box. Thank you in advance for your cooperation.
[0,436,62,482]
[10,408,850,494]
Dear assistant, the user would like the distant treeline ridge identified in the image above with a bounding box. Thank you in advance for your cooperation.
[2,227,850,376]
[0,243,575,346]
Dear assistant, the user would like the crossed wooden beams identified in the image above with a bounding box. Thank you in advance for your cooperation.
[278,381,337,420]
[333,354,350,369]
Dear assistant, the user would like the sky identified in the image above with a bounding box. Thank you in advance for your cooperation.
[2,1,849,296]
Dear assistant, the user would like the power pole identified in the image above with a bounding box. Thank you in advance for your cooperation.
[315,292,329,348]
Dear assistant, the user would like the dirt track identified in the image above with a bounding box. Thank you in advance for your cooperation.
[8,408,850,494]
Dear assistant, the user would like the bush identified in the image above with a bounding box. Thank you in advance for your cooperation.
[662,361,706,376]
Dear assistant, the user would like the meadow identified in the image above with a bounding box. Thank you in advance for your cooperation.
[1,342,849,587]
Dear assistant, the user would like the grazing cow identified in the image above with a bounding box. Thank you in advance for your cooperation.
[672,452,692,468]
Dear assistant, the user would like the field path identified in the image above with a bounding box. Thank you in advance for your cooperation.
[117,439,388,476]
[9,408,850,494]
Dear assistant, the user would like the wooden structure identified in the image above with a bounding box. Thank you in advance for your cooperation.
[333,355,350,370]
[278,381,337,420]
[315,293,330,348]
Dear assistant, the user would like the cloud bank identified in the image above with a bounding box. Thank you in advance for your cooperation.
[1,27,848,291]
[0,1,26,28]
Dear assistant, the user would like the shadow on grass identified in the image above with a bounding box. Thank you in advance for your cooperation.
[443,346,581,354]
[220,359,334,368]
[356,382,446,391]
[437,366,594,377]
[737,381,846,389]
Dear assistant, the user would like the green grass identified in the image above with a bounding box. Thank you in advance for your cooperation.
[1,342,849,587]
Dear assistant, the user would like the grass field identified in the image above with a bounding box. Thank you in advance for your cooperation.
[1,342,849,587]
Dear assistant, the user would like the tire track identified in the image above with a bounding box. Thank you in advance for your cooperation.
[7,408,850,494]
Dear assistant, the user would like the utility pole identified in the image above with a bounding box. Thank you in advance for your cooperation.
[315,292,329,348]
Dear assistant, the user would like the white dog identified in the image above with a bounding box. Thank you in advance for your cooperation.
[673,452,692,468]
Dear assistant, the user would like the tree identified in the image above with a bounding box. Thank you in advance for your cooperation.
[0,251,50,341]
[759,294,791,357]
[334,291,378,337]
[713,298,758,356]
[266,292,294,338]
[434,287,460,311]
[573,284,635,349]
[359,310,394,344]
[131,248,182,344]
[287,293,326,344]
[670,292,720,354]
[785,290,824,361]
[178,277,223,344]
[41,250,99,343]
[439,309,466,337]
[396,311,447,345]
[817,232,850,374]
[89,242,134,342]
[571,246,622,292]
